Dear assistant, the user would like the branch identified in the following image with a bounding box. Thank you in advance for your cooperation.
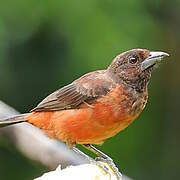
[0,101,87,168]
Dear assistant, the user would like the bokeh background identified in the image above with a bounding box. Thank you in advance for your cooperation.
[0,0,179,179]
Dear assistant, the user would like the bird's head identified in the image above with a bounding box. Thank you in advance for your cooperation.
[108,49,169,92]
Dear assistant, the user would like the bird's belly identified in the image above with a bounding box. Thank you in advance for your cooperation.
[54,104,137,145]
[26,102,139,146]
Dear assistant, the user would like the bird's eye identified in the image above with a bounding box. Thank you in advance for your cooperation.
[129,55,138,64]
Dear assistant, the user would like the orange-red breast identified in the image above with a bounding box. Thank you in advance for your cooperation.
[0,49,169,148]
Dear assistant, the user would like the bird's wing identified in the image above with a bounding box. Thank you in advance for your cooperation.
[31,71,115,112]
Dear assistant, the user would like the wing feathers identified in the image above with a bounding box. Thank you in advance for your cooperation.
[31,71,114,112]
[32,83,86,112]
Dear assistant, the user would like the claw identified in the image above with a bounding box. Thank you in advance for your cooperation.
[83,144,122,180]
[95,156,122,180]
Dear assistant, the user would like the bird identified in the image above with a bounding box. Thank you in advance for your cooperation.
[0,48,169,178]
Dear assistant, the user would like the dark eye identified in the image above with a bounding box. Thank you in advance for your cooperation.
[129,55,138,64]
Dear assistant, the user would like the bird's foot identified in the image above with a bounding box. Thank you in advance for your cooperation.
[95,156,122,180]
[83,144,122,179]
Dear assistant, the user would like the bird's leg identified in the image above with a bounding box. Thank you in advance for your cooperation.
[73,145,112,177]
[72,146,94,162]
[83,144,113,162]
[83,144,122,179]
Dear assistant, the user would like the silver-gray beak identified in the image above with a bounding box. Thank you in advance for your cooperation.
[141,51,169,71]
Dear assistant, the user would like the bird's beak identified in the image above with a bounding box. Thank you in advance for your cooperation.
[141,51,169,71]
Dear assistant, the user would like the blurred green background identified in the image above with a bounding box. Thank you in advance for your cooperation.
[0,0,179,179]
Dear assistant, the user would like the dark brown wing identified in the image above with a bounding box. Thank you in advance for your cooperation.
[31,70,115,112]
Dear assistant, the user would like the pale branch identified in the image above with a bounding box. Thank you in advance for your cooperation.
[0,100,88,168]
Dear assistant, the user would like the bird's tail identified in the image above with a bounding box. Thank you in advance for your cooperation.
[0,114,28,128]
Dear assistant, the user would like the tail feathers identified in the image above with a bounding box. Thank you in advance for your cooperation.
[0,114,28,128]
